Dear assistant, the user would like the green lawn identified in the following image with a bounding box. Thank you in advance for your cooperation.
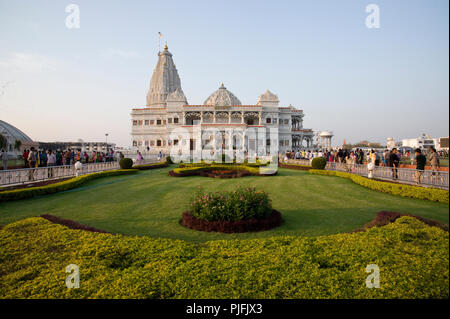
[0,166,448,242]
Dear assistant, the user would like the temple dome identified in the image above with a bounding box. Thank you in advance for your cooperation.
[0,120,33,142]
[203,83,241,106]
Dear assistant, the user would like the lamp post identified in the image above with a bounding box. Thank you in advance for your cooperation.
[105,133,109,152]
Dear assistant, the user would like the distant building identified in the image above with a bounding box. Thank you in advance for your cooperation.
[38,141,116,152]
[438,137,449,151]
[0,120,38,158]
[387,134,440,151]
[318,131,333,149]
[386,137,396,149]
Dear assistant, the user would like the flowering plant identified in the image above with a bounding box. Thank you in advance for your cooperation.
[189,186,272,221]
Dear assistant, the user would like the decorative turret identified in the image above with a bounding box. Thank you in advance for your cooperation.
[256,90,279,107]
[146,45,187,107]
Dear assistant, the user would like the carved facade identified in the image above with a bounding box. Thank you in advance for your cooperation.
[131,45,315,154]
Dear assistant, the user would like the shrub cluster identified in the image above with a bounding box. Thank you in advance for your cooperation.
[119,158,134,169]
[182,210,282,233]
[311,157,327,170]
[198,169,250,179]
[132,162,168,170]
[41,214,112,234]
[309,169,449,204]
[354,211,449,233]
[0,216,448,298]
[165,156,174,164]
[171,164,276,177]
[178,160,267,168]
[0,169,138,202]
[189,186,272,222]
[279,163,312,171]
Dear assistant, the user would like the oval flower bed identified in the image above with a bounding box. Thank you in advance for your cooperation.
[198,169,250,179]
[181,186,282,233]
[169,163,277,177]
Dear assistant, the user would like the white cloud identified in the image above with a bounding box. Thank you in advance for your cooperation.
[0,53,57,72]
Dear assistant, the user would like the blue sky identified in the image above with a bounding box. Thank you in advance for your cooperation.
[0,0,448,147]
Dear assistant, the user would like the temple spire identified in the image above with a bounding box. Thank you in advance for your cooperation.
[146,46,186,107]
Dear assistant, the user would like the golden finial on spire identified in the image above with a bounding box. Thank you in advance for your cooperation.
[164,42,168,51]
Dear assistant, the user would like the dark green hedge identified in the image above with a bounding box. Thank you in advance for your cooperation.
[311,157,327,170]
[132,162,168,170]
[119,158,134,169]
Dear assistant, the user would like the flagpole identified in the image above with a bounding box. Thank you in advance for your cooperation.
[158,32,162,52]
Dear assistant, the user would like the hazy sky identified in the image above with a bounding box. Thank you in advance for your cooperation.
[0,0,448,147]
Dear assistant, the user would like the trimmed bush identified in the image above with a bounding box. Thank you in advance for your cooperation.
[41,214,112,234]
[132,162,168,170]
[279,163,312,171]
[0,216,448,298]
[166,156,174,164]
[189,186,272,222]
[182,210,282,233]
[171,164,276,177]
[119,158,134,169]
[198,169,250,179]
[311,157,327,170]
[309,169,449,204]
[0,169,138,202]
[354,211,449,233]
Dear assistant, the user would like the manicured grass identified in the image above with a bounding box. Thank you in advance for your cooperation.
[0,166,448,242]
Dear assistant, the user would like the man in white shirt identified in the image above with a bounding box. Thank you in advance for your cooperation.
[47,150,56,166]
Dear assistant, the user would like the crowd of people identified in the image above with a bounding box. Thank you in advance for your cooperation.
[282,146,444,183]
[20,148,124,168]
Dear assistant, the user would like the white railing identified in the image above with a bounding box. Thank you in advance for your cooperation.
[0,161,120,187]
[0,158,163,188]
[325,162,449,190]
[279,158,449,190]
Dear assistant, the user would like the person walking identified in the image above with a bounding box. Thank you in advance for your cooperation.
[27,147,37,181]
[65,149,72,165]
[22,149,29,167]
[56,150,62,166]
[413,148,426,184]
[389,148,400,179]
[383,149,390,167]
[367,149,376,179]
[28,147,37,168]
[47,150,56,178]
[428,146,441,183]
[1,149,8,170]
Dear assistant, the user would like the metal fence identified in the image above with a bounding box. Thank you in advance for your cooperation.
[279,158,449,190]
[325,162,449,190]
[0,158,163,188]
[0,161,121,187]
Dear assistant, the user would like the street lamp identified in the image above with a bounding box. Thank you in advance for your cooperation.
[105,133,109,152]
